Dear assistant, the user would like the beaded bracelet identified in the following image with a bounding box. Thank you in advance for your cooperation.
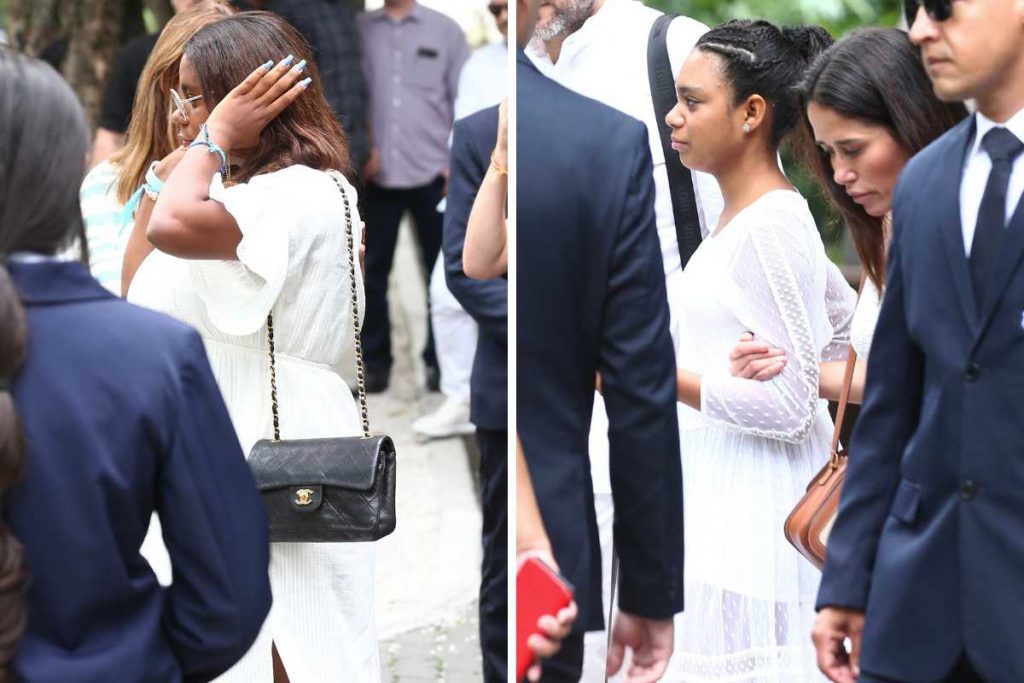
[188,123,229,175]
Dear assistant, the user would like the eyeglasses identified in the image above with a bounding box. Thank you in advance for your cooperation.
[904,0,954,24]
[487,2,507,18]
[170,88,203,121]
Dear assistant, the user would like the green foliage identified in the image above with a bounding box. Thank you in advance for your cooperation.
[643,0,902,37]
[643,0,904,257]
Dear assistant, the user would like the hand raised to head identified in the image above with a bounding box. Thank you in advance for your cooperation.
[204,55,311,151]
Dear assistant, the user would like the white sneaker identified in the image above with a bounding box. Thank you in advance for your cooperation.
[411,397,475,439]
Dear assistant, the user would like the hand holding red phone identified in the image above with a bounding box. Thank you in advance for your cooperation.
[516,552,579,681]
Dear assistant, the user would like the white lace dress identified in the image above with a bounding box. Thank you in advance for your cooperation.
[661,190,856,682]
[128,165,380,682]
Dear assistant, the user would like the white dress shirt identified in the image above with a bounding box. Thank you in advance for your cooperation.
[959,108,1024,255]
[527,0,724,278]
[454,40,508,121]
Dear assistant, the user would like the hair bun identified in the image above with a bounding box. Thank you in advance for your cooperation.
[781,25,833,63]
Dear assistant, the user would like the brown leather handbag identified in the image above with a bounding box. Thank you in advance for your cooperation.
[784,342,858,570]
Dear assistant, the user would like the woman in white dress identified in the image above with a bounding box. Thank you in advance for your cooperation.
[659,20,851,681]
[729,29,967,394]
[123,13,378,682]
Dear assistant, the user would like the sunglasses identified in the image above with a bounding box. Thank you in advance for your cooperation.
[487,2,508,18]
[170,88,203,121]
[904,0,954,24]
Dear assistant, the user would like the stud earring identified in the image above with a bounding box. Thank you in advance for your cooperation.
[742,122,752,134]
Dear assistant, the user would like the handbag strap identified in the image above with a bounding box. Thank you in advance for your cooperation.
[828,272,868,464]
[647,13,703,270]
[267,170,370,441]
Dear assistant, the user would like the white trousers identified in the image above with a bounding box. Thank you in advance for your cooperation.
[428,253,477,404]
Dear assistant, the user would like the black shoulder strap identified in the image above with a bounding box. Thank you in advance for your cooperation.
[648,13,703,270]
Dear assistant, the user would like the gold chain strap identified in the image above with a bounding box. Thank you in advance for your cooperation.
[266,170,370,441]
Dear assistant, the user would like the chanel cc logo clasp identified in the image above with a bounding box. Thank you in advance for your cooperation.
[295,488,315,506]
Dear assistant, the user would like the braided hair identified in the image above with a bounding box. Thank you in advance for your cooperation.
[0,52,90,679]
[695,19,833,151]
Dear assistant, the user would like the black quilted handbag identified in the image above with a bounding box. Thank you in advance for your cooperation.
[247,171,397,543]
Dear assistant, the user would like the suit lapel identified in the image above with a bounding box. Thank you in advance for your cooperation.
[974,193,1024,344]
[938,120,979,331]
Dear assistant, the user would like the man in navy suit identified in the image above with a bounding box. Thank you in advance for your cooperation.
[814,2,1024,681]
[443,103,507,679]
[515,0,684,680]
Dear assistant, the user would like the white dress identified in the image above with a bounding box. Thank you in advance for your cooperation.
[128,165,380,682]
[665,190,855,682]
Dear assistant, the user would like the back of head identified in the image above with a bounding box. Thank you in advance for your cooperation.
[797,27,967,287]
[113,0,236,205]
[0,50,88,677]
[184,11,351,181]
[696,19,833,150]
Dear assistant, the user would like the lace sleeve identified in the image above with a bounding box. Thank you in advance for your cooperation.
[701,217,828,443]
[822,259,857,362]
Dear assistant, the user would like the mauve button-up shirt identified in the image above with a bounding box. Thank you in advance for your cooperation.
[359,4,468,189]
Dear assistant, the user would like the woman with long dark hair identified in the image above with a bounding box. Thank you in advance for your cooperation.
[123,12,378,681]
[729,28,968,402]
[0,52,271,682]
[657,19,855,681]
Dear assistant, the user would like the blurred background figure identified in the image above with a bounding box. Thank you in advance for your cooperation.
[415,0,508,440]
[358,0,468,394]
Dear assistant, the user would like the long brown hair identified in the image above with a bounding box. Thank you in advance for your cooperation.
[183,11,351,183]
[0,52,91,678]
[797,28,967,290]
[112,0,236,205]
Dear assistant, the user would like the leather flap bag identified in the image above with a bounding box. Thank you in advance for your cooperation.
[247,171,397,543]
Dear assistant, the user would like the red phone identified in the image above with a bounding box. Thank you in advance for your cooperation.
[516,556,574,682]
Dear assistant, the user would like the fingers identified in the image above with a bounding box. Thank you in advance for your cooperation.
[750,357,787,381]
[849,620,863,678]
[265,75,312,120]
[813,623,856,683]
[526,662,542,682]
[234,59,275,96]
[606,633,626,677]
[527,632,560,660]
[246,54,298,100]
[261,57,308,105]
[625,650,670,683]
[728,339,773,361]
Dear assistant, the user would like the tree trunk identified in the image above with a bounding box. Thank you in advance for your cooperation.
[62,0,125,129]
[6,0,62,55]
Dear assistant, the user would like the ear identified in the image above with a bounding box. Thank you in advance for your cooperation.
[740,94,769,134]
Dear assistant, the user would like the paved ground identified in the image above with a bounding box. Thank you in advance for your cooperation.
[371,220,484,681]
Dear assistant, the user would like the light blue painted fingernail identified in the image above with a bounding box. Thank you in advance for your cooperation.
[294,59,307,72]
[262,59,274,70]
[300,77,312,88]
[280,55,294,66]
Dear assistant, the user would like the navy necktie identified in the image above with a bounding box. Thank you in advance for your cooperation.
[970,127,1024,309]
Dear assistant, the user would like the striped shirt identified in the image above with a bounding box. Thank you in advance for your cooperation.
[79,160,133,294]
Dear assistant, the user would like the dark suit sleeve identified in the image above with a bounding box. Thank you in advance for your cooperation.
[443,111,507,343]
[817,222,924,611]
[600,123,684,619]
[158,332,271,682]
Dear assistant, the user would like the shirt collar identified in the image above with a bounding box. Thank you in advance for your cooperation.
[560,0,625,53]
[969,107,1024,159]
[373,3,422,23]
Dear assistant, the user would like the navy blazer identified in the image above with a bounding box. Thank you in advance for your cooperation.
[818,116,1024,681]
[516,50,683,632]
[5,261,272,683]
[443,105,507,432]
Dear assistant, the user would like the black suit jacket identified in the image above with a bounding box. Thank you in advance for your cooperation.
[516,50,683,632]
[443,105,507,431]
[819,116,1024,681]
